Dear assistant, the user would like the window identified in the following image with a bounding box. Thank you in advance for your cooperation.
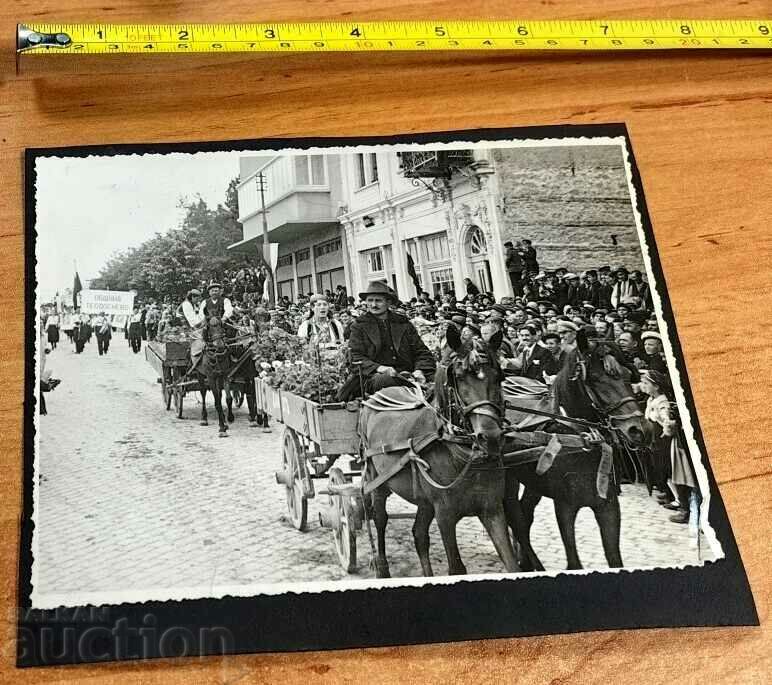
[294,155,326,186]
[310,155,325,184]
[354,153,379,189]
[298,275,312,295]
[296,248,310,263]
[430,268,455,297]
[277,254,293,268]
[277,280,294,301]
[468,226,487,256]
[314,238,341,258]
[366,249,384,273]
[317,268,346,294]
[421,232,450,263]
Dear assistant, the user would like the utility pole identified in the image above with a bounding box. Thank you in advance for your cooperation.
[256,172,275,307]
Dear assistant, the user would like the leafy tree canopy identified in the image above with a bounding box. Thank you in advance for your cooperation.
[90,178,246,303]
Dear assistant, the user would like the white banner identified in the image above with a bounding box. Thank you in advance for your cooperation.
[79,289,135,315]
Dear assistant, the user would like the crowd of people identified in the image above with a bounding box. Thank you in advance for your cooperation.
[39,239,699,528]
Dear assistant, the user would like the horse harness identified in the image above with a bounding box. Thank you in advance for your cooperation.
[359,358,506,497]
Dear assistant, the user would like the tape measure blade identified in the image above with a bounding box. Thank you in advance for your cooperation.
[16,19,772,54]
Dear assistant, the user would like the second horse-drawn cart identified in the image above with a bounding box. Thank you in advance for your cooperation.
[145,340,201,419]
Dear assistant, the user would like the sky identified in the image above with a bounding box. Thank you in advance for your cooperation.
[35,151,241,301]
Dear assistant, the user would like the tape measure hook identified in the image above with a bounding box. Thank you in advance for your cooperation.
[17,24,72,53]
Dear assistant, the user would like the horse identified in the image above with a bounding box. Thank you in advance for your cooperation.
[359,326,521,579]
[196,317,233,436]
[221,323,260,428]
[503,334,647,571]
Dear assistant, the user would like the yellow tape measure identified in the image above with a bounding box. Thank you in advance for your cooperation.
[17,20,772,55]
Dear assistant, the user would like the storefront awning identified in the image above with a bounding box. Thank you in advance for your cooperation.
[227,220,340,252]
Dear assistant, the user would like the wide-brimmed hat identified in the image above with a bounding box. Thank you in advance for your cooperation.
[188,288,202,297]
[359,281,398,303]
[207,281,222,291]
[641,331,662,342]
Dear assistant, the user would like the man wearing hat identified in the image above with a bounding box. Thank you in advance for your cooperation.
[579,269,601,307]
[564,273,582,308]
[504,240,525,297]
[639,331,667,373]
[145,303,160,341]
[200,281,234,324]
[339,281,436,399]
[555,319,580,351]
[93,310,112,356]
[483,310,516,358]
[611,267,637,308]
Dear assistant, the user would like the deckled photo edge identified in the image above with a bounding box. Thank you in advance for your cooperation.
[26,130,722,610]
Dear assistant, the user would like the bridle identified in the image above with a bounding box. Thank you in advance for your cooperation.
[443,351,505,433]
[203,320,230,369]
[572,353,644,457]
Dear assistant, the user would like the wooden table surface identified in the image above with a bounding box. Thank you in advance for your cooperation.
[2,1,770,682]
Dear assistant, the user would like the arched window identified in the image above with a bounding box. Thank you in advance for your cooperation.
[467,225,487,257]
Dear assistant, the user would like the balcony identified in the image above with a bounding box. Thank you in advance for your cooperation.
[230,155,340,250]
[398,150,475,179]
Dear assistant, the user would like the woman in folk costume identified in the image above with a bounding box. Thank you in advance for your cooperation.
[639,369,699,524]
[45,311,60,349]
[296,294,345,351]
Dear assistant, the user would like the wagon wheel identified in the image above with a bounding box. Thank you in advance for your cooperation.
[328,467,358,573]
[281,427,308,531]
[173,367,185,419]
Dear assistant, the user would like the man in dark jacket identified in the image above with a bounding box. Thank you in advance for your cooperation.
[339,281,436,398]
[579,270,602,308]
[504,241,525,297]
[521,239,539,276]
[505,325,554,380]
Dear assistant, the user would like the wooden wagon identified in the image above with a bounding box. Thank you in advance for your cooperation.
[255,377,367,571]
[145,340,201,419]
[256,376,606,575]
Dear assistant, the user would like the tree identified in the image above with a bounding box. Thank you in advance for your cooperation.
[91,177,246,302]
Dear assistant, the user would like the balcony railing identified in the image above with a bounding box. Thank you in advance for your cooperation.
[398,150,475,179]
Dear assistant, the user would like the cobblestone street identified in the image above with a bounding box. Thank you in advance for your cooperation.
[34,337,709,607]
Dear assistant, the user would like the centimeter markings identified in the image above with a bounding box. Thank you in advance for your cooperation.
[18,20,772,54]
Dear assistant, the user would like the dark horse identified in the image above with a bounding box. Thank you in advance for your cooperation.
[196,317,233,436]
[504,336,646,571]
[222,324,260,428]
[359,327,521,578]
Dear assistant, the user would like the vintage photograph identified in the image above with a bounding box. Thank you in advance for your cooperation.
[28,131,724,612]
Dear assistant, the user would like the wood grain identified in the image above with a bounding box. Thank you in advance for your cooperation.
[1,1,770,682]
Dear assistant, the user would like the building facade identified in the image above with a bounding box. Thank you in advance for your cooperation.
[230,153,348,300]
[231,143,644,303]
[337,148,510,301]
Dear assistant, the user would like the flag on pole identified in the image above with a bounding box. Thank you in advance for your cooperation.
[73,272,82,309]
[406,253,421,295]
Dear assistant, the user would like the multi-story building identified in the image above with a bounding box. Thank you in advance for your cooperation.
[229,153,349,300]
[230,143,643,303]
[338,148,510,301]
